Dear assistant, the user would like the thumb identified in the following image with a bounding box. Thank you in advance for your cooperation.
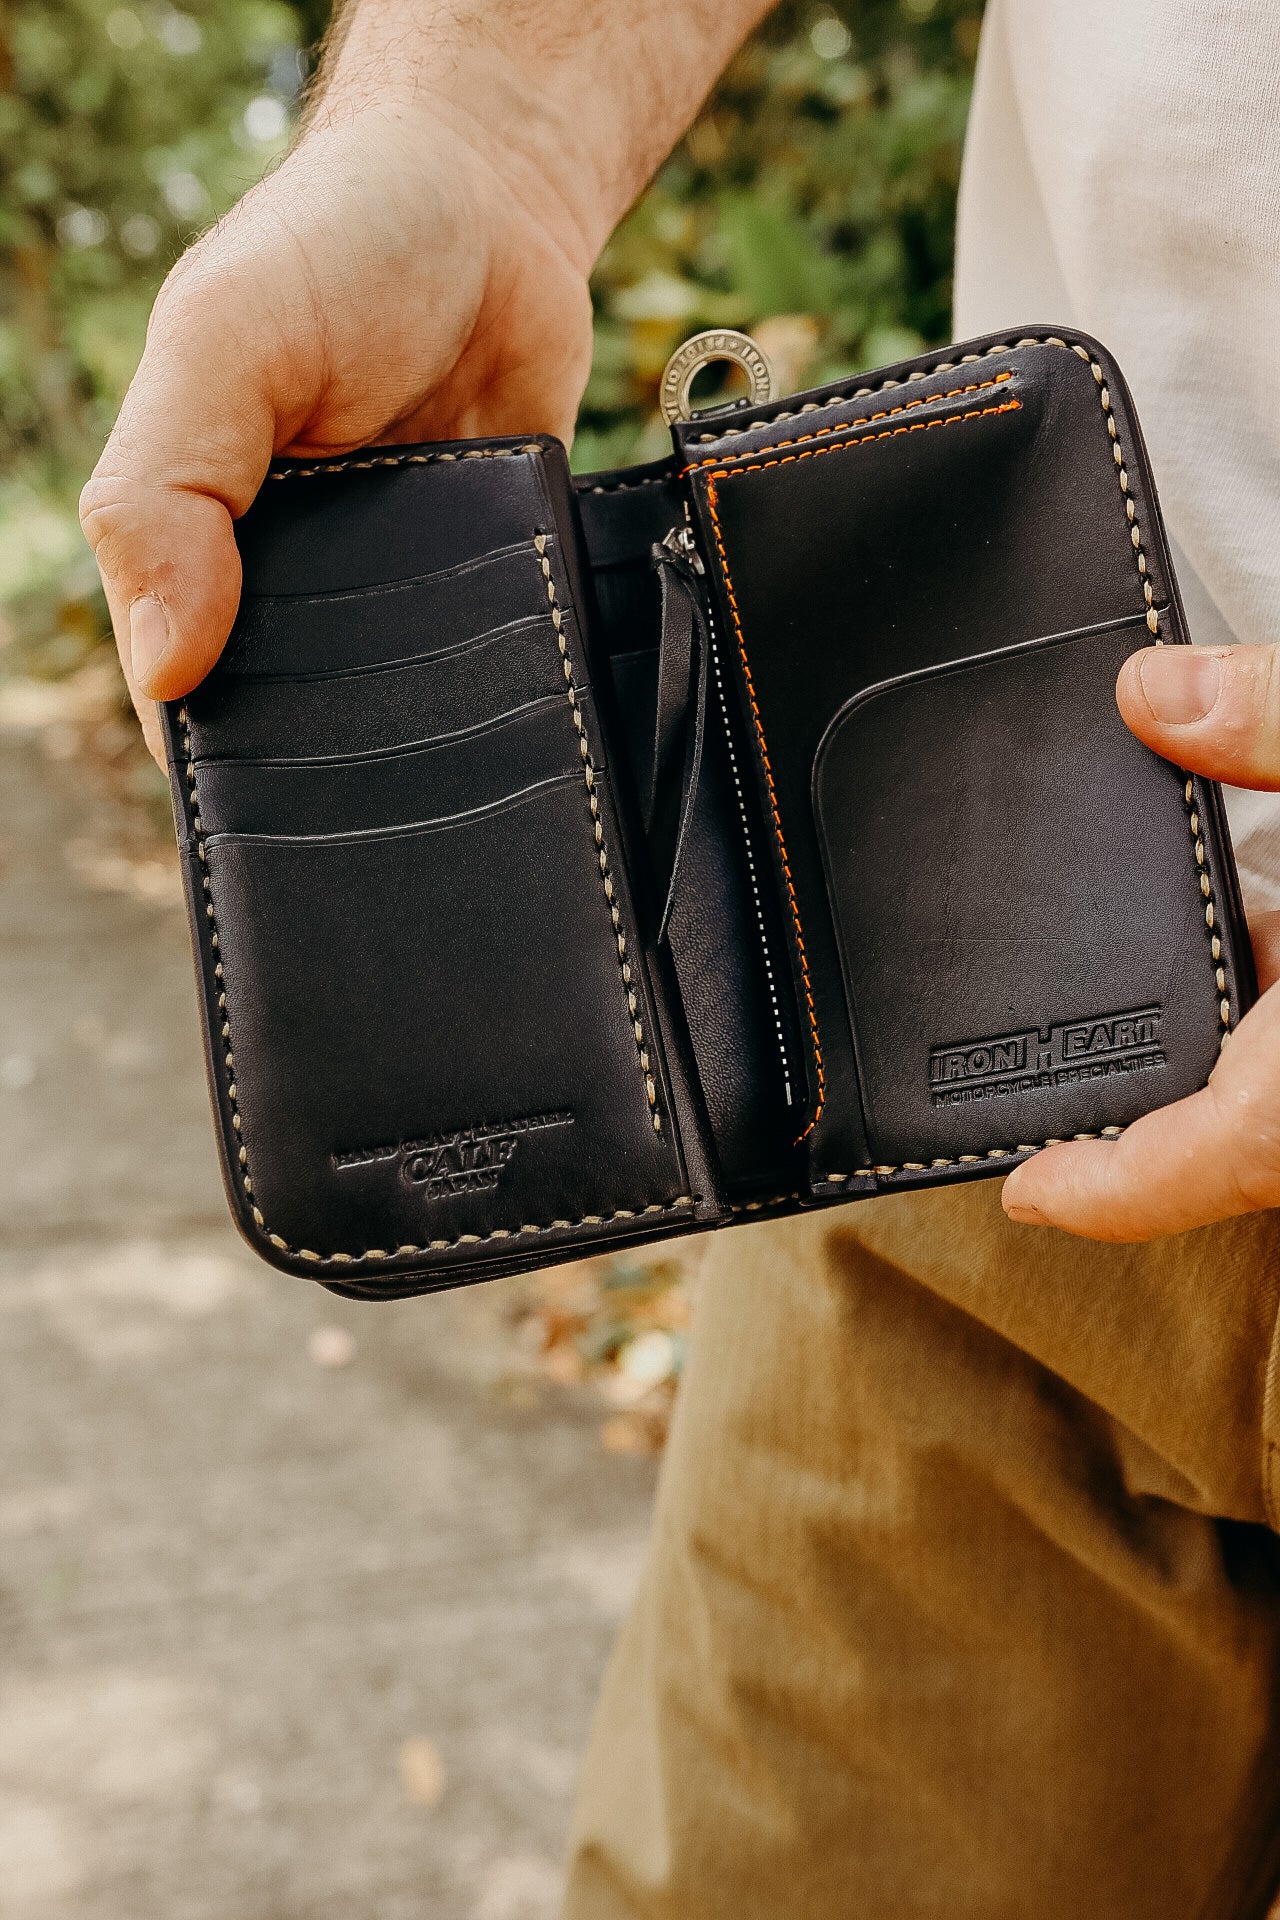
[1116,642,1280,789]
[82,480,245,706]
[79,263,278,717]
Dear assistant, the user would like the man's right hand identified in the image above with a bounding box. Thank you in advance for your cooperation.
[79,0,773,763]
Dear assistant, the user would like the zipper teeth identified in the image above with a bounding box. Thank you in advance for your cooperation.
[706,604,793,1108]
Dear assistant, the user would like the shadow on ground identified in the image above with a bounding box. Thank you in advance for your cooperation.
[0,731,658,1919]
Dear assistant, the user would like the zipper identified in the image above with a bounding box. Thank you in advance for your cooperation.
[660,517,795,1111]
[659,518,705,573]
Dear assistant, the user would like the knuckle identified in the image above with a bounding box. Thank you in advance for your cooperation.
[78,474,162,595]
[77,473,126,552]
[1234,1123,1280,1211]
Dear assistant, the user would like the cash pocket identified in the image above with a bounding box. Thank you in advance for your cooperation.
[199,775,681,1261]
[810,619,1225,1175]
[184,611,577,762]
[222,542,549,678]
[191,690,601,838]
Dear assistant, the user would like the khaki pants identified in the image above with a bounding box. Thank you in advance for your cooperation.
[563,1184,1280,1919]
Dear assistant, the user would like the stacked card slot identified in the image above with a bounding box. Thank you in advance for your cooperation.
[173,450,691,1281]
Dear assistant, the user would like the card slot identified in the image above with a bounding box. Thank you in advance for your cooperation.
[193,688,570,770]
[193,693,596,838]
[809,619,1226,1174]
[233,440,559,597]
[184,614,577,763]
[199,772,680,1257]
[220,610,555,687]
[239,536,530,608]
[201,772,582,848]
[222,543,551,679]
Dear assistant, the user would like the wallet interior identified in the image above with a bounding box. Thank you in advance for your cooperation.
[164,327,1254,1294]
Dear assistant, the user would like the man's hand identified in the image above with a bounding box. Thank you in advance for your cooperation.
[1003,643,1280,1239]
[80,0,772,762]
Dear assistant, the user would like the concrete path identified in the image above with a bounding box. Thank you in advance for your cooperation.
[0,731,657,1919]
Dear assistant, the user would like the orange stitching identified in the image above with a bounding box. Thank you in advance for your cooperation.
[701,397,1022,487]
[704,484,825,1143]
[683,373,1013,472]
[700,395,1022,1143]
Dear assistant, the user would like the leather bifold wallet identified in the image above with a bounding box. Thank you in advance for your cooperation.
[162,326,1255,1298]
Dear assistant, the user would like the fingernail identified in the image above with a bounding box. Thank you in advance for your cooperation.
[1137,646,1221,725]
[1001,1171,1045,1225]
[128,595,170,690]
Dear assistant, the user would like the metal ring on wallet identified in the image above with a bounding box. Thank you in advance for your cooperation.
[658,329,776,426]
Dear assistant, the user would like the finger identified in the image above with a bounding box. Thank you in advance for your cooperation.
[1002,997,1280,1239]
[1001,1091,1241,1240]
[80,258,280,707]
[1116,643,1280,789]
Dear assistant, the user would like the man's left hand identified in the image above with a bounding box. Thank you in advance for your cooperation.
[1003,642,1280,1239]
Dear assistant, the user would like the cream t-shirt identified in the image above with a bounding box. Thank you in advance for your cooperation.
[953,0,1280,915]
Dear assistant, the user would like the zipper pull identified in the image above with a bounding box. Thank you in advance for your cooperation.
[659,521,705,575]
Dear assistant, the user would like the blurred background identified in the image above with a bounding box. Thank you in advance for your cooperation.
[0,2,981,1913]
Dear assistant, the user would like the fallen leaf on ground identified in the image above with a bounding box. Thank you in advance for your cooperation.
[619,1329,677,1387]
[601,1413,665,1457]
[542,1343,585,1386]
[399,1736,447,1807]
[307,1325,356,1369]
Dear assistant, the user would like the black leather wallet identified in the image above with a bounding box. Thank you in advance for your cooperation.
[162,326,1255,1298]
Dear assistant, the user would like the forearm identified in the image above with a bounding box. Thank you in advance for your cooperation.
[309,0,775,271]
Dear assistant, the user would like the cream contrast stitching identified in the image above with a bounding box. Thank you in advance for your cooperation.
[533,531,662,1132]
[178,709,260,1231]
[730,1192,801,1214]
[1064,347,1228,1052]
[689,333,1063,443]
[704,477,825,1142]
[1062,338,1230,1050]
[816,1128,1127,1185]
[1185,776,1233,1047]
[285,1197,696,1265]
[685,372,1014,471]
[1067,343,1160,639]
[266,444,545,480]
[581,473,674,495]
[699,395,1022,486]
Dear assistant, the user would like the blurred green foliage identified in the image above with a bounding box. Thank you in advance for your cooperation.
[0,0,322,658]
[578,0,983,470]
[0,0,982,657]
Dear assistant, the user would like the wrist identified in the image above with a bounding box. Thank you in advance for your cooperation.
[308,0,773,274]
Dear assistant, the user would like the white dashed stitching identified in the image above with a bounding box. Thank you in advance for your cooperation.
[533,531,662,1132]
